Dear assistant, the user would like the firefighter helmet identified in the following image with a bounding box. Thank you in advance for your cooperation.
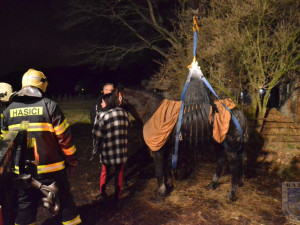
[0,82,15,102]
[22,68,48,93]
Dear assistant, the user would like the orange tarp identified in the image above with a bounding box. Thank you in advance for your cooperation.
[143,99,182,151]
[209,99,236,143]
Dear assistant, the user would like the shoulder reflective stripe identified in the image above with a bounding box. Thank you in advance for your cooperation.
[14,165,20,174]
[8,123,54,132]
[54,119,69,135]
[62,145,76,156]
[62,215,81,225]
[37,161,65,174]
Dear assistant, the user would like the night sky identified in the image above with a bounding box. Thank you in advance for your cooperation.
[0,0,159,96]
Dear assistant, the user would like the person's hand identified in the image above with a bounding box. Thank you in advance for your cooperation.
[65,155,78,175]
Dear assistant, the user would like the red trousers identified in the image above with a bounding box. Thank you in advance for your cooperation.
[100,164,124,200]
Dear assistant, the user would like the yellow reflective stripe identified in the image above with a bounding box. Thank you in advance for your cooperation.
[8,124,22,130]
[14,165,20,174]
[37,161,65,174]
[8,123,54,132]
[62,145,76,156]
[54,119,69,135]
[1,114,3,118]
[62,215,81,225]
[1,129,8,138]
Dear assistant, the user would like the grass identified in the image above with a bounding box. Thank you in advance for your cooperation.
[36,98,300,225]
[288,144,295,149]
[57,98,94,125]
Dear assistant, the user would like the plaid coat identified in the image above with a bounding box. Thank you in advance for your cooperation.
[92,107,129,165]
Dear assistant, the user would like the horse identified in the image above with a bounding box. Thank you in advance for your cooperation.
[114,74,248,201]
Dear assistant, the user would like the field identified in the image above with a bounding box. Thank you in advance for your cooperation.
[36,98,300,225]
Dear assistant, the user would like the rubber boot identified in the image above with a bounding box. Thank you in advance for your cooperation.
[114,185,121,201]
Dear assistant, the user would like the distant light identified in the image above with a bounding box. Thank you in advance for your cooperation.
[259,89,264,94]
[81,88,84,91]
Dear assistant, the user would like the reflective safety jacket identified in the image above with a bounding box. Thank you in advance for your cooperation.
[1,87,76,175]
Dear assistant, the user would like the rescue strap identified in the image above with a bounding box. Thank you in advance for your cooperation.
[172,16,199,170]
[172,69,193,170]
[201,77,243,152]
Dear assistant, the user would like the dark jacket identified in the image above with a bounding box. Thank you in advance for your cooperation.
[1,87,76,175]
[90,95,104,125]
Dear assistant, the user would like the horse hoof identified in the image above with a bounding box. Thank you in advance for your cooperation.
[157,184,167,197]
[166,184,175,194]
[238,181,244,187]
[155,192,165,202]
[227,192,238,202]
[207,182,218,190]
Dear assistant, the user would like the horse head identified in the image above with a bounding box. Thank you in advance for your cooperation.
[113,86,163,124]
[113,85,135,112]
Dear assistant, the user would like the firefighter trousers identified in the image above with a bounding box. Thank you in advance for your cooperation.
[15,169,81,225]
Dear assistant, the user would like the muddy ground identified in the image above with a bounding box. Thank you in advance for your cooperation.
[35,99,300,225]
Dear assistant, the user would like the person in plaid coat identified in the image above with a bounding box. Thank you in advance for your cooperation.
[92,93,129,200]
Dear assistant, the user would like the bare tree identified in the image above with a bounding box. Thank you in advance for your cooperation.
[151,0,299,132]
[60,0,188,69]
[237,0,299,132]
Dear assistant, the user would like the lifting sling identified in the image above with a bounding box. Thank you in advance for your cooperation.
[172,16,243,170]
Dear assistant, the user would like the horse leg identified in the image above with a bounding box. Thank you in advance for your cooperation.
[208,143,227,190]
[164,150,174,194]
[152,150,167,199]
[226,150,244,201]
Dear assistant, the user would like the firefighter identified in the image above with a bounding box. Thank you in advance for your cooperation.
[0,82,16,225]
[0,82,16,138]
[1,69,82,225]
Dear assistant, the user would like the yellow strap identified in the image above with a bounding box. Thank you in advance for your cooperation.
[192,15,199,32]
[14,165,20,174]
[187,56,197,69]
